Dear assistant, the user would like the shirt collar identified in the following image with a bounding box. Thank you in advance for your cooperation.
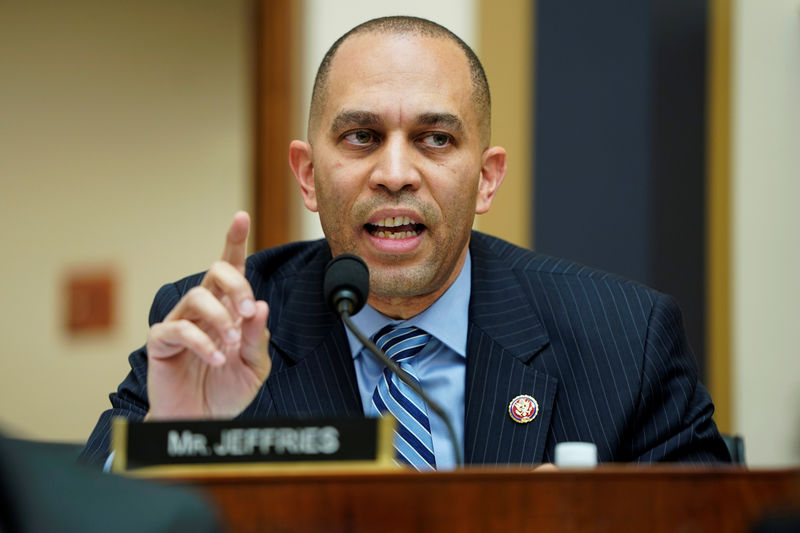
[345,251,471,359]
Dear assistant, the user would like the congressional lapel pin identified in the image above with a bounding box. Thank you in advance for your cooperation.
[508,395,539,424]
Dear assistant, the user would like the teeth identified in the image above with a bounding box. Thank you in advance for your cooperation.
[373,230,419,239]
[373,216,415,228]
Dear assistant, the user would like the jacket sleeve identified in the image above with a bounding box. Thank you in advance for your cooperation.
[629,293,731,463]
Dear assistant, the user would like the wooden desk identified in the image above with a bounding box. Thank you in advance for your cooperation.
[176,467,800,533]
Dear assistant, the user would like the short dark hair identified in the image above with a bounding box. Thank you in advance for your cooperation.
[308,16,491,146]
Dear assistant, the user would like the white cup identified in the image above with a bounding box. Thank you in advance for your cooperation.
[554,442,598,469]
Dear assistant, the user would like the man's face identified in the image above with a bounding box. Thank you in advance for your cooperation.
[291,32,505,317]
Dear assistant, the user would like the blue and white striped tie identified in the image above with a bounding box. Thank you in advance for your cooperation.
[370,325,436,471]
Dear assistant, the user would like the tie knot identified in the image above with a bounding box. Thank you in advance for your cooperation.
[372,325,431,362]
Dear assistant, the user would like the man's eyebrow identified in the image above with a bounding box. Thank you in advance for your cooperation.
[329,110,466,137]
[330,111,382,134]
[417,113,465,136]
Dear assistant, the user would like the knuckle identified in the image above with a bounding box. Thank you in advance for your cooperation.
[210,260,228,273]
[146,322,164,343]
[175,318,194,333]
[205,261,244,292]
[185,286,207,304]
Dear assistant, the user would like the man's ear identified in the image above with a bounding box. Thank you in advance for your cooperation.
[289,140,317,212]
[475,146,507,214]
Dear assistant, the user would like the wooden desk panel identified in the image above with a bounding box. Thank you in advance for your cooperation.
[174,467,800,533]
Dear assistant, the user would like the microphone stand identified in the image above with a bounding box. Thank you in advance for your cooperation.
[340,309,464,468]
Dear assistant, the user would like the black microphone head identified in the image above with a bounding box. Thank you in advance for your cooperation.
[323,254,370,316]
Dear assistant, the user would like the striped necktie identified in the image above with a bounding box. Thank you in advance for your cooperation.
[370,325,436,471]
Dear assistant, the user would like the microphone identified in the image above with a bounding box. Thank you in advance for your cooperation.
[323,254,463,467]
[323,254,369,316]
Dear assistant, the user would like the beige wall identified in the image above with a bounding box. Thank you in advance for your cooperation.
[731,0,800,466]
[0,0,251,441]
[477,0,533,249]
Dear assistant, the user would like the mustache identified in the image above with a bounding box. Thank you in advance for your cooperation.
[353,190,439,226]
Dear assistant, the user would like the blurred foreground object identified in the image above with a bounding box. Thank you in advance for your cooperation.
[0,434,221,533]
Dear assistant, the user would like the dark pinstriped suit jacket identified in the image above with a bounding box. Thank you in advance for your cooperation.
[79,232,730,467]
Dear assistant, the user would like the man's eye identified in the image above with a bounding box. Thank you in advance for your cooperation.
[344,130,374,145]
[421,133,452,148]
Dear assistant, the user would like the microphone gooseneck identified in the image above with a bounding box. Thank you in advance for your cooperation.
[323,254,463,468]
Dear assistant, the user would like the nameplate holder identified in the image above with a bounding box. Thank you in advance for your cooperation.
[111,416,396,477]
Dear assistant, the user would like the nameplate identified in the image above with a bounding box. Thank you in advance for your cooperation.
[111,416,396,477]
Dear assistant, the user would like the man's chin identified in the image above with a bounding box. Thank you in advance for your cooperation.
[368,267,434,300]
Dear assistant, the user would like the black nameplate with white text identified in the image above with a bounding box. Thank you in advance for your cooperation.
[112,417,395,475]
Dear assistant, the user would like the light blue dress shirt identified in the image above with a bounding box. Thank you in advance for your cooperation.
[344,252,470,470]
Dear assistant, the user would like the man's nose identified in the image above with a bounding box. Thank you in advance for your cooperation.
[369,136,422,192]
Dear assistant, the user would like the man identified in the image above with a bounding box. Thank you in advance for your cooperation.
[80,16,730,469]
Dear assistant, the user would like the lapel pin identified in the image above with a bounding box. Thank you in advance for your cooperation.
[508,395,539,424]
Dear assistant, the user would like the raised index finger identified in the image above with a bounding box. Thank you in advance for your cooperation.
[222,211,250,273]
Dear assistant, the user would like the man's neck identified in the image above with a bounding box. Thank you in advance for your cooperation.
[346,249,471,359]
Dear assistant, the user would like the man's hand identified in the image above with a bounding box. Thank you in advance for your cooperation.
[145,212,271,419]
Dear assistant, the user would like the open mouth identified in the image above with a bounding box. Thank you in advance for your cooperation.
[365,216,426,240]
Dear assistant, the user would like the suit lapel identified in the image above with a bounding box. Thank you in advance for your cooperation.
[264,247,363,418]
[465,235,556,465]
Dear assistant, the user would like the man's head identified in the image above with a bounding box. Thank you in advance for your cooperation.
[289,16,506,319]
[308,16,492,148]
